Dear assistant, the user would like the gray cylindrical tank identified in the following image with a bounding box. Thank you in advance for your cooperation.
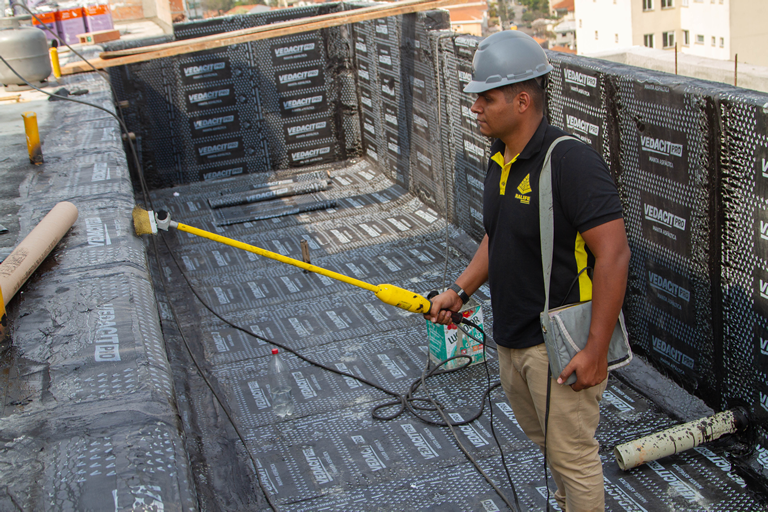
[0,16,52,86]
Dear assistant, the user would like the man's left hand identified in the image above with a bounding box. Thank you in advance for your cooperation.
[557,344,608,391]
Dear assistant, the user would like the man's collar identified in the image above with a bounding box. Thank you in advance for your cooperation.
[490,116,548,161]
[518,116,548,160]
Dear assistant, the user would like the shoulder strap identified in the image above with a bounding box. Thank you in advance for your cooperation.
[539,136,578,320]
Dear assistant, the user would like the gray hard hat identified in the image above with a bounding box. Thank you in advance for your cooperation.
[463,31,553,94]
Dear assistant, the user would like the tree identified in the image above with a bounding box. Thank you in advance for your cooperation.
[202,0,234,14]
[520,0,546,12]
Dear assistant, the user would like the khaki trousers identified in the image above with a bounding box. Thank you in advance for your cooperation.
[497,343,607,512]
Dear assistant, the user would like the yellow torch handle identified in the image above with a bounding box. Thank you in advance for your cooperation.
[175,222,379,292]
[173,222,434,314]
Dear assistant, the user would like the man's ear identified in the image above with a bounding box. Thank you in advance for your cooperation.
[516,91,532,114]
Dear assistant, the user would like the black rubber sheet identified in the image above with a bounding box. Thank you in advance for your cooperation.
[148,160,767,510]
[0,68,197,510]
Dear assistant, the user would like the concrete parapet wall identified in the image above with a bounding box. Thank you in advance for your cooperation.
[586,46,768,95]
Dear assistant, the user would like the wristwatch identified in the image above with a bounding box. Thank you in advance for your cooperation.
[448,283,470,305]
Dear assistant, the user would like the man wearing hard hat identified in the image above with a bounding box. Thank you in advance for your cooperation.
[427,31,630,511]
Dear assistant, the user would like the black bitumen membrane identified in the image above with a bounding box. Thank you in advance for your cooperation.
[0,66,766,511]
[148,159,767,511]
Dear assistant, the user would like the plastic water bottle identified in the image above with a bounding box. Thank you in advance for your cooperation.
[268,348,295,419]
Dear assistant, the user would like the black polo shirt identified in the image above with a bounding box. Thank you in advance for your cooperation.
[483,118,623,349]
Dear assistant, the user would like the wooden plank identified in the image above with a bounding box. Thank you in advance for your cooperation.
[61,0,459,75]
[103,0,449,59]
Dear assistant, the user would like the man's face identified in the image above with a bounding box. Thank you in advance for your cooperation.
[470,87,518,139]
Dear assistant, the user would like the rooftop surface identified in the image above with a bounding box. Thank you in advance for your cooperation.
[1,9,768,509]
[147,158,766,511]
[0,72,766,510]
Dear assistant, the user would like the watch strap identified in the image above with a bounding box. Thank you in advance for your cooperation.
[448,283,470,305]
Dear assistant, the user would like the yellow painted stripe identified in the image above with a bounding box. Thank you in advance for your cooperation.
[575,232,592,301]
[491,151,519,196]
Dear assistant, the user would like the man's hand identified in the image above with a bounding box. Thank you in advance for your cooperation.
[557,343,608,391]
[557,218,629,391]
[424,235,489,326]
[423,290,463,325]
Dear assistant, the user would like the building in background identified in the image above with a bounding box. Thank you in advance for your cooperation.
[551,0,573,18]
[573,0,632,55]
[553,18,575,50]
[551,0,575,50]
[575,0,768,67]
[445,1,487,36]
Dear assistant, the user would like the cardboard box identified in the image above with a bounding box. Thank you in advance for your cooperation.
[32,11,59,42]
[55,8,86,46]
[78,29,120,44]
[426,300,485,370]
[83,4,114,33]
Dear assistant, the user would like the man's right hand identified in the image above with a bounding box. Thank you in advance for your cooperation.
[424,290,463,325]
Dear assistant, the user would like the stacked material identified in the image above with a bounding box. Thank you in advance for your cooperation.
[108,3,360,188]
[31,4,114,45]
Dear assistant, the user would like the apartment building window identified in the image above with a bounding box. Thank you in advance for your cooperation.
[696,34,704,44]
[683,30,690,46]
[661,0,673,8]
[663,31,675,48]
[682,0,688,5]
[720,37,724,47]
[711,36,716,46]
[644,34,654,48]
[595,30,599,40]
[643,0,653,11]
[615,34,619,43]
[579,19,582,28]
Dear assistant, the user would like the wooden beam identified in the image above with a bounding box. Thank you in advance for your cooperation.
[61,0,460,75]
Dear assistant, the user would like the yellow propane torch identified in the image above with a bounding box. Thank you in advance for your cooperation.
[132,207,446,317]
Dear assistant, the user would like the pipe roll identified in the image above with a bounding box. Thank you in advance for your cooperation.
[614,408,748,471]
[0,201,78,306]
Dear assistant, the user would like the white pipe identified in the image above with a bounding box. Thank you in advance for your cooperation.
[614,408,748,471]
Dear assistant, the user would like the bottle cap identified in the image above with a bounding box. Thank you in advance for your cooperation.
[272,348,279,355]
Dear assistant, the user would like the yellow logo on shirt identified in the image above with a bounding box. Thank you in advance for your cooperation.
[515,174,531,204]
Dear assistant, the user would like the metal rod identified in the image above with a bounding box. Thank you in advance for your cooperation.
[674,42,678,75]
[734,53,738,87]
[174,222,379,292]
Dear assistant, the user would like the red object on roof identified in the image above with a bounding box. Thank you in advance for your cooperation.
[552,0,574,12]
[550,44,577,54]
[225,4,259,15]
[448,4,486,23]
